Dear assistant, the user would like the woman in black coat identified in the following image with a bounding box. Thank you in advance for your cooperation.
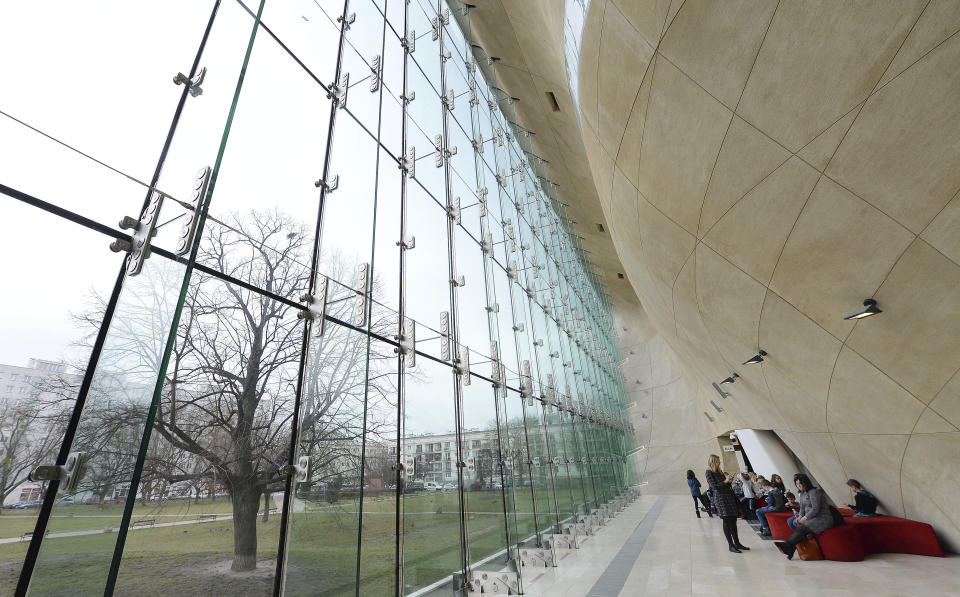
[705,454,750,553]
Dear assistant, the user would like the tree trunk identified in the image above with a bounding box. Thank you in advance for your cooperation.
[262,491,271,522]
[231,484,260,571]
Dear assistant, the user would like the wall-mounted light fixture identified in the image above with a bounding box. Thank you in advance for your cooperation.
[710,400,724,413]
[704,411,715,422]
[719,373,740,385]
[844,298,881,320]
[712,382,729,399]
[742,350,767,365]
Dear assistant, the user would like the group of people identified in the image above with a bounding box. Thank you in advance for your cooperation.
[687,456,879,558]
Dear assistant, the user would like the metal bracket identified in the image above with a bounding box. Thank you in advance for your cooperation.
[354,263,369,326]
[315,174,339,191]
[327,72,349,109]
[485,302,499,313]
[401,146,415,178]
[298,276,328,337]
[456,344,471,385]
[116,190,164,276]
[451,275,465,287]
[29,451,85,494]
[173,66,206,97]
[443,88,455,110]
[397,235,415,250]
[490,341,501,383]
[434,134,444,167]
[440,311,451,361]
[175,166,211,256]
[401,29,416,53]
[398,317,416,368]
[519,547,555,568]
[551,533,578,549]
[401,90,416,104]
[369,54,381,92]
[521,360,533,405]
[281,455,310,483]
[337,12,356,30]
[431,17,439,41]
[447,196,461,223]
[469,571,519,595]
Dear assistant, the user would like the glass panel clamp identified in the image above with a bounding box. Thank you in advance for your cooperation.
[173,66,206,97]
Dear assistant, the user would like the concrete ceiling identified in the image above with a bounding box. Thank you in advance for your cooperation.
[470,0,960,552]
[465,0,638,305]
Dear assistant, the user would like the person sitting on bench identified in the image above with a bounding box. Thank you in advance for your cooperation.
[755,479,786,536]
[775,473,835,560]
[846,478,879,517]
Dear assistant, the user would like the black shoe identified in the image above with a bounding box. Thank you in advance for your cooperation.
[734,544,750,551]
[697,514,701,518]
[728,545,741,553]
[775,541,795,560]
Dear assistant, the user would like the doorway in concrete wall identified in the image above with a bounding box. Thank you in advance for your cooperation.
[730,429,822,491]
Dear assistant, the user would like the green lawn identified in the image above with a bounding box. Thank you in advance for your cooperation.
[0,491,513,596]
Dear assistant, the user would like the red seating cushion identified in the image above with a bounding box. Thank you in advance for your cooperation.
[765,512,945,560]
[816,524,866,561]
[845,515,944,558]
[766,511,794,540]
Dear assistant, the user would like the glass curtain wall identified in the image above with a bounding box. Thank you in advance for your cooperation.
[0,0,635,595]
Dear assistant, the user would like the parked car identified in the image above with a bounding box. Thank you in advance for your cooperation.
[442,483,457,491]
[424,482,440,491]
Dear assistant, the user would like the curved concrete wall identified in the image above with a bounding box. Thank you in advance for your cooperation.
[465,0,960,552]
[578,0,960,551]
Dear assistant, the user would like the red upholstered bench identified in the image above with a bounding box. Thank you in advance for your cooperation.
[766,511,795,540]
[844,515,944,558]
[816,524,865,561]
[766,511,944,561]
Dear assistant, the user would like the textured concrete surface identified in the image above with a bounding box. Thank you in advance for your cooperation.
[468,0,960,553]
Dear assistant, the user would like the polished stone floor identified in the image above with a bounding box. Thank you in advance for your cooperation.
[522,495,960,596]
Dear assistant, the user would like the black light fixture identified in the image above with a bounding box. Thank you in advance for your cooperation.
[742,350,767,365]
[719,373,740,385]
[844,298,882,320]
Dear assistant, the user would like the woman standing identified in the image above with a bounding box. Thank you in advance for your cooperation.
[774,473,835,559]
[687,470,713,518]
[705,455,750,553]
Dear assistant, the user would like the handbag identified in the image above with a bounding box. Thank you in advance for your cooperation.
[796,536,824,561]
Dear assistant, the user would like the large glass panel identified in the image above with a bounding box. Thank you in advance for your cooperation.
[401,358,462,595]
[112,271,298,595]
[0,204,124,595]
[459,372,508,571]
[24,5,265,593]
[26,253,187,596]
[358,337,400,596]
[283,319,369,595]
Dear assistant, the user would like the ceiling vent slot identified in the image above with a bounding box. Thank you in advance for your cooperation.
[546,91,560,112]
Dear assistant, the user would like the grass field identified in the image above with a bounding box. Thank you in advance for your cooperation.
[0,490,517,596]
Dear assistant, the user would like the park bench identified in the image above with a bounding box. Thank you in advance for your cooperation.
[20,530,49,541]
[197,514,218,522]
[131,519,156,527]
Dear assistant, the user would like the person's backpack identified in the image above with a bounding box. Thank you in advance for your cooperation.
[829,505,845,526]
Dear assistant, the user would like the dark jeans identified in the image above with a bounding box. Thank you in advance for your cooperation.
[785,523,814,547]
[740,497,756,520]
[787,515,798,530]
[692,494,711,516]
[755,506,779,529]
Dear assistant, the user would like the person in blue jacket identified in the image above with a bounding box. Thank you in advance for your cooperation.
[687,470,713,518]
[846,479,879,517]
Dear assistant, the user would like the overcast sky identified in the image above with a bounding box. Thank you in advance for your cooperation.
[0,0,519,438]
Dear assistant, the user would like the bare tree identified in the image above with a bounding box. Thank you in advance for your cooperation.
[0,398,67,510]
